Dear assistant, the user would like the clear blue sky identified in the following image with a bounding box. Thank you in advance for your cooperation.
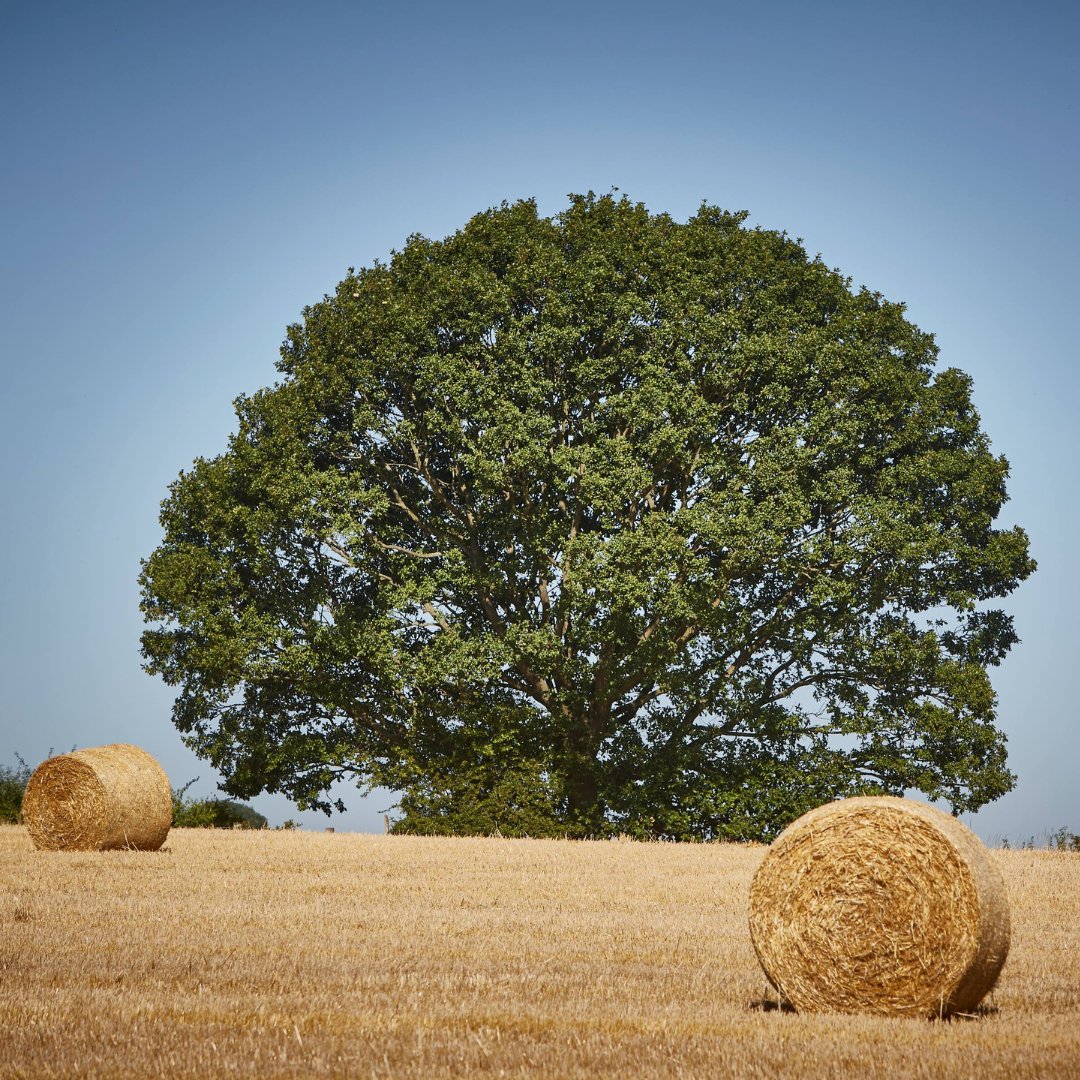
[2,1,1076,840]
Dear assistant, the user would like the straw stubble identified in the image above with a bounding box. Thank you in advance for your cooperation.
[2,828,1077,1078]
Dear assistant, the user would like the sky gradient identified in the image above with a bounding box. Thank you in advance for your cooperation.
[2,1,1076,840]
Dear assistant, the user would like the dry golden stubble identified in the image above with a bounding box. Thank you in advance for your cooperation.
[21,743,173,851]
[1,828,1076,1079]
[748,796,1010,1019]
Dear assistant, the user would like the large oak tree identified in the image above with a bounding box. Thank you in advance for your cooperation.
[140,194,1034,839]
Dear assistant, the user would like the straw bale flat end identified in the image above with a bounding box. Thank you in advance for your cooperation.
[748,796,1010,1019]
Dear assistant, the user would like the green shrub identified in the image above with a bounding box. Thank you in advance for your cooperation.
[171,779,267,829]
[0,755,31,824]
[391,757,567,838]
[1051,827,1080,852]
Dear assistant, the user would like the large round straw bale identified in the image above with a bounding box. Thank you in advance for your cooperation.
[22,743,172,852]
[748,796,1009,1018]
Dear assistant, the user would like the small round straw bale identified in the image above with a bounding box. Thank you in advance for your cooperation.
[748,796,1010,1018]
[22,743,173,852]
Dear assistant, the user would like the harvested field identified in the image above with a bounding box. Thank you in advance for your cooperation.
[1,825,1077,1078]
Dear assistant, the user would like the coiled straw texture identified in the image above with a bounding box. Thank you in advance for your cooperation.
[22,743,173,852]
[748,796,1010,1018]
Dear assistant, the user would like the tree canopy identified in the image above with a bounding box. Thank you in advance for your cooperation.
[140,193,1034,840]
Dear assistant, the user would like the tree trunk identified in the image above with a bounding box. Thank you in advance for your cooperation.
[565,764,600,833]
[562,717,605,834]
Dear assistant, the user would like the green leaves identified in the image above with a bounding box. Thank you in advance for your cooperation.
[140,193,1034,838]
